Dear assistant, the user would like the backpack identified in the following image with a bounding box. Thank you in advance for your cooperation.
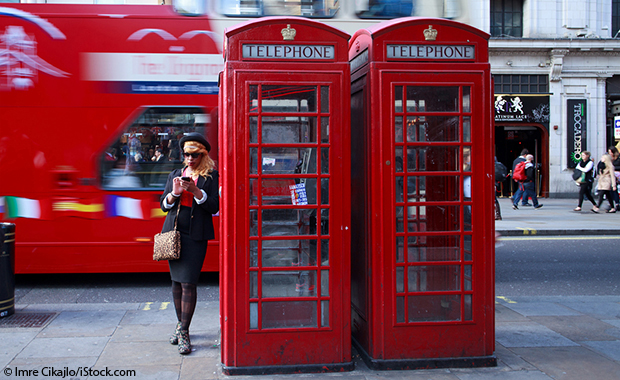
[513,161,527,182]
[495,161,508,182]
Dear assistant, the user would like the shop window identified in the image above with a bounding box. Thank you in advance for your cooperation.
[493,75,548,94]
[218,0,339,17]
[490,0,523,37]
[100,107,208,190]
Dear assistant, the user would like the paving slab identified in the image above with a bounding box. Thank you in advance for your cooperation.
[511,346,620,380]
[0,331,39,369]
[346,372,457,380]
[6,356,98,372]
[178,331,221,358]
[180,356,220,380]
[602,319,620,328]
[558,301,620,320]
[496,322,580,348]
[495,304,530,323]
[89,364,181,380]
[96,341,183,367]
[119,308,177,325]
[529,315,620,342]
[500,302,581,317]
[493,343,538,372]
[110,324,175,343]
[581,340,620,362]
[503,296,620,303]
[15,336,110,359]
[37,310,126,338]
[452,369,552,380]
[188,301,220,331]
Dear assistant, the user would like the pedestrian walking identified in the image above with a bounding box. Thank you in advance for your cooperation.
[511,148,530,209]
[573,151,597,212]
[592,153,616,213]
[521,154,543,209]
[159,133,219,354]
[608,146,620,211]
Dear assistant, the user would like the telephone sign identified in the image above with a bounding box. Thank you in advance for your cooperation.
[386,44,475,59]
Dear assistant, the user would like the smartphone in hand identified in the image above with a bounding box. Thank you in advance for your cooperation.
[181,177,191,182]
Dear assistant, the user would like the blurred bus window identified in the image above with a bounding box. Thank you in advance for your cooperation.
[355,0,464,20]
[173,0,207,16]
[100,107,209,190]
[218,0,340,17]
[355,0,415,18]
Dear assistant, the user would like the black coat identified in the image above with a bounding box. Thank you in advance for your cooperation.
[525,162,536,182]
[160,168,219,241]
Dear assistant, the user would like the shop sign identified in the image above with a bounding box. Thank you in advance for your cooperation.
[494,95,549,123]
[567,99,587,168]
[615,116,620,139]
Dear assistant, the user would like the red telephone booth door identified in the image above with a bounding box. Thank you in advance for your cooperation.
[222,71,351,372]
[376,71,494,360]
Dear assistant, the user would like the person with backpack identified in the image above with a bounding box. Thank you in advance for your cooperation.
[520,154,543,209]
[511,149,530,209]
[573,151,597,212]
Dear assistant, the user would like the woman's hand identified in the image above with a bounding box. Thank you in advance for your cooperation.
[179,177,204,200]
[172,177,184,196]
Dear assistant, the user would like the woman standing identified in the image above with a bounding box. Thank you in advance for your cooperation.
[160,133,219,354]
[592,153,616,213]
[573,151,597,212]
[608,146,620,211]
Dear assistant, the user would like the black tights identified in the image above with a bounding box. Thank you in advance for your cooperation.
[597,190,616,209]
[578,183,596,207]
[172,281,197,331]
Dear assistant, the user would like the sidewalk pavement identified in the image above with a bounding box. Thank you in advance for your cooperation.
[1,197,620,380]
[495,197,620,236]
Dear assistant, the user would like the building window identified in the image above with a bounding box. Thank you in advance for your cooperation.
[614,0,620,38]
[490,0,523,37]
[493,75,548,94]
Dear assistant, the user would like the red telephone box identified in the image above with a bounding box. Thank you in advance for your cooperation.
[220,17,352,375]
[349,18,496,369]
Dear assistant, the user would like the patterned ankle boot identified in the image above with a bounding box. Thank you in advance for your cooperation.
[169,322,182,345]
[178,329,191,355]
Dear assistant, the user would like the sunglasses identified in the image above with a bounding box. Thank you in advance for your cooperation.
[183,152,202,159]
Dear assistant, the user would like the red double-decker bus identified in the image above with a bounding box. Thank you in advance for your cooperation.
[0,4,222,273]
[0,1,471,274]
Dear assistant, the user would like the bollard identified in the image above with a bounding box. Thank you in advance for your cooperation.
[0,223,15,317]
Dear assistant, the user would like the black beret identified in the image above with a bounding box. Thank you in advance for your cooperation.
[179,132,211,152]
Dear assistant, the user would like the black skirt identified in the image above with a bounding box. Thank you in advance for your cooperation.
[168,206,208,284]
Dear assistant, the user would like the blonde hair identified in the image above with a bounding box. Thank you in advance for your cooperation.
[184,141,215,179]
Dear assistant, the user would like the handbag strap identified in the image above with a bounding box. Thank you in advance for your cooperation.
[172,199,181,231]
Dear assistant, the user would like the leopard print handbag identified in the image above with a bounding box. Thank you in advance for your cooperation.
[153,203,181,261]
